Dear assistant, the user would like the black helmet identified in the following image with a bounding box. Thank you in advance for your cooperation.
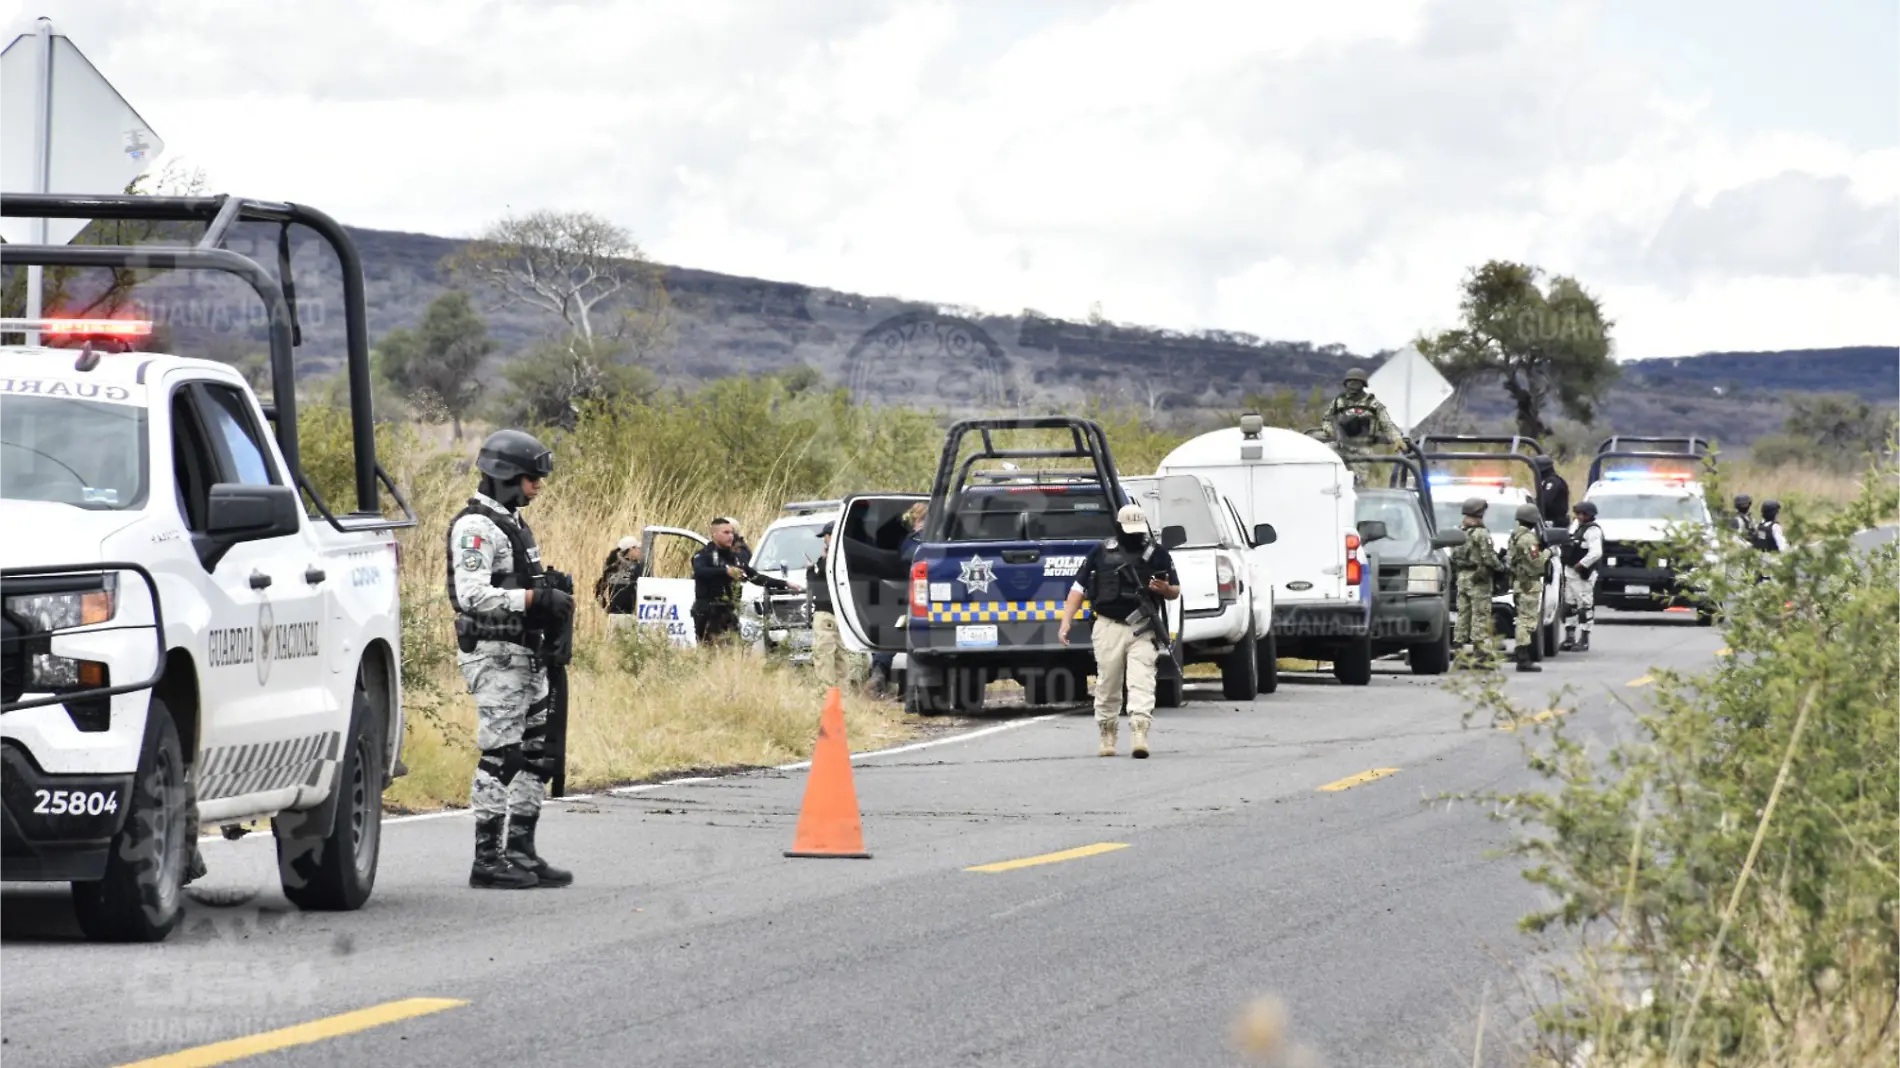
[1515,503,1540,525]
[1761,499,1780,519]
[1532,455,1554,473]
[1733,494,1752,510]
[477,429,553,482]
[1573,500,1597,519]
[1462,497,1487,518]
[1344,368,1368,385]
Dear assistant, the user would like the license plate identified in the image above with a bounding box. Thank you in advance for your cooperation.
[955,624,998,648]
[1626,584,1650,595]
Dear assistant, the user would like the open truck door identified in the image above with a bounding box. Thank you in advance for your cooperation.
[636,526,707,647]
[826,494,928,655]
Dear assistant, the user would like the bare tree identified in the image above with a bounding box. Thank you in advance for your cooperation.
[444,209,665,354]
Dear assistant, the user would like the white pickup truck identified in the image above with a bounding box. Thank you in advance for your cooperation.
[1121,473,1277,699]
[0,193,415,942]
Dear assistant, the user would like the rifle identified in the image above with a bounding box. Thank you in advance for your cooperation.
[1117,559,1174,656]
[532,569,575,797]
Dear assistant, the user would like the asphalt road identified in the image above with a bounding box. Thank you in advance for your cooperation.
[2,611,1727,1068]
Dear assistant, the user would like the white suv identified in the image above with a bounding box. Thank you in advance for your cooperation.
[0,193,413,942]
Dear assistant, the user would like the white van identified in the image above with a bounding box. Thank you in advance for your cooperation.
[1156,416,1372,670]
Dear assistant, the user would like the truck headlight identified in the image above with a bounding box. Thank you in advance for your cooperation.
[4,575,117,632]
[1406,565,1442,593]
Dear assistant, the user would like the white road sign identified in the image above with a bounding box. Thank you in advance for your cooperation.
[1367,344,1454,434]
[0,26,164,246]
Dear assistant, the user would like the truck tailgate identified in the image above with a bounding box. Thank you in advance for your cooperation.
[1173,549,1220,613]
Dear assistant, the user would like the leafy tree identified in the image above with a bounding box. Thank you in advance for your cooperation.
[376,291,493,439]
[1780,392,1896,469]
[1417,260,1619,440]
[492,339,657,431]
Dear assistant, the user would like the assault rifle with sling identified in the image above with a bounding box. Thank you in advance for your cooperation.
[1117,555,1175,657]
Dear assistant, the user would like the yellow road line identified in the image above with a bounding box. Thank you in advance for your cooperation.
[1316,768,1400,792]
[966,842,1129,873]
[1628,675,1654,687]
[117,997,467,1068]
[1499,708,1567,731]
[1715,647,1731,657]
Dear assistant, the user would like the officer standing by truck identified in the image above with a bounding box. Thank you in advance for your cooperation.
[693,517,793,643]
[1508,504,1546,673]
[448,429,576,890]
[805,521,846,688]
[1533,456,1570,526]
[1056,504,1181,759]
[1560,500,1603,651]
[1451,497,1504,663]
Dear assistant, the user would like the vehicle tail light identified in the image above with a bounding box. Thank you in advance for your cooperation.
[1215,556,1237,604]
[910,561,929,617]
[1345,532,1362,586]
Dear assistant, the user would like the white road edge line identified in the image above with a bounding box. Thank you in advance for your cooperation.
[205,711,1067,835]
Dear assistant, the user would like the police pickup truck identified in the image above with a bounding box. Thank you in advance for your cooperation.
[0,194,415,941]
[826,418,1176,713]
[1581,437,1719,624]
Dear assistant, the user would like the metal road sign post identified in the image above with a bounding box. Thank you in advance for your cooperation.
[1,18,165,346]
[1367,343,1454,436]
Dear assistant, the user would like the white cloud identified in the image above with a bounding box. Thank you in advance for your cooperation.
[2,0,1893,362]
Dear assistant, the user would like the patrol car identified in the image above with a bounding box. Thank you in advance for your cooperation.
[0,193,415,942]
[737,502,834,661]
[1580,442,1719,623]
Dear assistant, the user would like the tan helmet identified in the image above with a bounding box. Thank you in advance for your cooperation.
[1462,497,1487,517]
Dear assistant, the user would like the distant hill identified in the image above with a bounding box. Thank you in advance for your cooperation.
[50,219,1900,446]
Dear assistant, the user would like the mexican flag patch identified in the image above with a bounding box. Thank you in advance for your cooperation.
[459,533,485,551]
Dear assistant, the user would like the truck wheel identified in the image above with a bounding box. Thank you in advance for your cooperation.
[72,698,191,943]
[1408,627,1450,675]
[274,681,384,911]
[1542,614,1560,657]
[1332,635,1373,686]
[1221,632,1259,701]
[1255,632,1279,695]
[947,667,987,713]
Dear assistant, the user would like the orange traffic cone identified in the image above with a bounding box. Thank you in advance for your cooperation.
[784,687,871,859]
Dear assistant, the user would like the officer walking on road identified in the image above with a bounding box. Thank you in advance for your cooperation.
[1560,500,1604,651]
[1450,497,1504,664]
[1057,504,1181,759]
[448,429,576,890]
[1507,504,1546,673]
[805,521,846,688]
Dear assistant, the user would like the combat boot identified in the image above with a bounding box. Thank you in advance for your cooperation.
[1559,625,1577,651]
[1130,718,1150,759]
[470,816,538,889]
[504,812,572,888]
[1575,630,1590,652]
[1098,719,1117,757]
[1515,644,1542,673]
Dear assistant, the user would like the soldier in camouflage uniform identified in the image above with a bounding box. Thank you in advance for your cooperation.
[1317,368,1411,486]
[1507,503,1546,673]
[1449,497,1503,665]
[448,429,576,890]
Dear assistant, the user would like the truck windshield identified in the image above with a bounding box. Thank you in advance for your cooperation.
[753,522,827,573]
[0,395,147,510]
[1590,494,1708,523]
[1356,493,1430,554]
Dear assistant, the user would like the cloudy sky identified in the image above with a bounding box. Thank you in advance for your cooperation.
[3,0,1895,361]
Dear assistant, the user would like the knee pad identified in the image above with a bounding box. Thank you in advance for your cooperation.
[478,743,528,786]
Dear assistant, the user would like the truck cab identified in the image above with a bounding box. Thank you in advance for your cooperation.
[1581,442,1719,623]
[1,193,415,942]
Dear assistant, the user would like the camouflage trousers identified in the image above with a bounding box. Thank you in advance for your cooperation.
[1563,566,1596,632]
[1513,579,1543,646]
[1454,570,1495,649]
[1092,615,1159,727]
[459,643,551,821]
[810,610,845,689]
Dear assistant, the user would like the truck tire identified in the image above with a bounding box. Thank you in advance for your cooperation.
[1409,626,1450,675]
[72,697,191,943]
[1153,644,1186,708]
[1542,613,1560,657]
[1332,634,1373,686]
[274,680,384,911]
[1221,631,1259,701]
[1256,631,1279,695]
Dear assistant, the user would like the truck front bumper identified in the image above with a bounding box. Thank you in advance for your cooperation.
[1369,592,1448,645]
[0,742,135,881]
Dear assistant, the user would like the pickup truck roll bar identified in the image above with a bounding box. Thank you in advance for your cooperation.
[1586,450,1717,487]
[1414,433,1545,457]
[1348,454,1436,517]
[923,417,1128,543]
[1595,435,1713,457]
[0,193,414,533]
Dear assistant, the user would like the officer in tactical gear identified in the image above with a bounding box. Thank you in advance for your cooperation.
[1753,499,1788,553]
[691,518,793,643]
[1560,500,1604,651]
[1730,494,1755,537]
[1532,456,1570,527]
[1507,503,1546,673]
[1450,497,1504,663]
[1318,367,1410,485]
[448,429,575,890]
[1057,503,1180,759]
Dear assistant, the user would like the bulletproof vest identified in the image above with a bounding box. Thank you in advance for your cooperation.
[1331,395,1374,439]
[1092,537,1157,622]
[1561,521,1599,572]
[1751,521,1781,552]
[445,497,545,646]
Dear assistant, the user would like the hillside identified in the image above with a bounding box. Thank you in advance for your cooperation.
[35,218,1900,445]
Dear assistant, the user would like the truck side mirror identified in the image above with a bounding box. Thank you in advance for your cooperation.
[1542,528,1571,548]
[1431,532,1466,550]
[1356,520,1388,544]
[1252,523,1277,546]
[200,483,303,571]
[1161,525,1188,549]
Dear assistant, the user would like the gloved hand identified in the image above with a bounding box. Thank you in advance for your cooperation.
[537,586,575,621]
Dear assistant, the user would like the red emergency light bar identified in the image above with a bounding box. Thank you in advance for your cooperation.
[0,317,153,337]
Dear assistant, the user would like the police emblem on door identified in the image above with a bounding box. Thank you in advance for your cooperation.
[256,600,276,686]
[960,555,997,594]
